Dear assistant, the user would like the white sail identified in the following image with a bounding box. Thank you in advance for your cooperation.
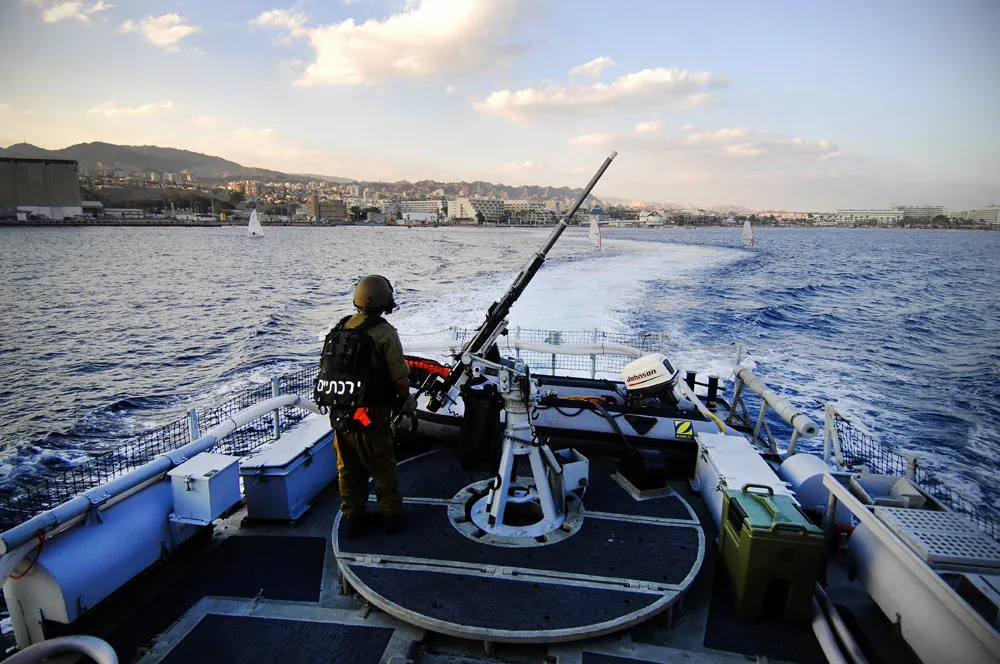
[741,219,754,248]
[589,216,602,250]
[248,208,264,237]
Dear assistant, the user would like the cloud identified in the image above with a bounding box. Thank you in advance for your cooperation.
[251,0,534,86]
[86,100,174,118]
[674,92,723,110]
[234,128,277,141]
[499,159,543,172]
[38,0,111,23]
[119,14,199,50]
[0,103,11,116]
[566,133,612,148]
[635,120,661,132]
[444,84,458,94]
[474,66,729,122]
[187,116,227,128]
[569,56,614,81]
[567,123,844,166]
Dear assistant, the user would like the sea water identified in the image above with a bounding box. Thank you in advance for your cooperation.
[0,226,997,514]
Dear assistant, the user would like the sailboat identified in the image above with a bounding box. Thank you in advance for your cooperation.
[247,207,264,238]
[742,219,754,248]
[589,215,602,250]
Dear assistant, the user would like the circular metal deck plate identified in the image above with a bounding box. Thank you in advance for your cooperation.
[334,449,705,643]
[448,480,584,547]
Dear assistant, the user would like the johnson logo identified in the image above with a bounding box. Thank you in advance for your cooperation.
[627,368,658,383]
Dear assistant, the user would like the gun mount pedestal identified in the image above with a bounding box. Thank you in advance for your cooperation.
[464,357,570,542]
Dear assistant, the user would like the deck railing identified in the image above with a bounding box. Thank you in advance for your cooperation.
[0,367,317,532]
[831,411,999,541]
[1,330,997,539]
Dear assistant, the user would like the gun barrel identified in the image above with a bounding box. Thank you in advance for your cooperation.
[425,151,618,410]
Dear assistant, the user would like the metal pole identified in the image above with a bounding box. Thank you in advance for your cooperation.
[752,401,768,445]
[786,430,801,458]
[187,408,199,442]
[591,328,598,379]
[271,376,281,440]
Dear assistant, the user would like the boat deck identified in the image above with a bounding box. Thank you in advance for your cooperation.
[41,444,920,664]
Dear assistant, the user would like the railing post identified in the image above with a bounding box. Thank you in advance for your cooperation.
[823,405,833,464]
[515,326,521,360]
[786,430,801,459]
[752,401,769,449]
[728,377,744,425]
[271,376,281,440]
[188,408,200,442]
[830,409,844,468]
[590,328,598,379]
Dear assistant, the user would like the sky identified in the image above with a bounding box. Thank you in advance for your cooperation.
[0,0,997,211]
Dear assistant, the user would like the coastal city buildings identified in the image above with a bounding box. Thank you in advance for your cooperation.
[1,155,996,230]
[834,209,904,225]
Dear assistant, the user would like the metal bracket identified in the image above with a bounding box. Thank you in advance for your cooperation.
[85,491,109,525]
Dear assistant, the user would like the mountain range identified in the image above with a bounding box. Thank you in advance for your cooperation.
[0,142,319,183]
[0,141,711,208]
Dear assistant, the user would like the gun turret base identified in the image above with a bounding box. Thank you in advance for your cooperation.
[333,449,705,643]
[447,479,585,548]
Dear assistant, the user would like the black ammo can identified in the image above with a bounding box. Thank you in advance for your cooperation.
[456,380,505,471]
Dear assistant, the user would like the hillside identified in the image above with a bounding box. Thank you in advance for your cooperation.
[0,142,602,204]
[0,142,313,183]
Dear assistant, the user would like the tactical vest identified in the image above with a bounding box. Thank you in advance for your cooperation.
[314,315,394,419]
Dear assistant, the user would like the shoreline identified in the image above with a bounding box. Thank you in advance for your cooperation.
[0,220,995,231]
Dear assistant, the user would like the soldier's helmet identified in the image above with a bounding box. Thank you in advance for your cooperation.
[353,275,396,314]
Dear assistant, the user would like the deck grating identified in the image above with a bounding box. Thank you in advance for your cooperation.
[159,614,393,664]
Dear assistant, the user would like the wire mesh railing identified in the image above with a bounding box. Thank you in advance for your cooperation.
[0,367,318,532]
[453,327,680,377]
[834,415,999,541]
[0,331,996,543]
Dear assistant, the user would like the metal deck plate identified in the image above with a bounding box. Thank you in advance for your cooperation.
[335,449,705,643]
[874,507,1000,568]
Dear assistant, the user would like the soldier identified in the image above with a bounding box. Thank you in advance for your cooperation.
[320,275,415,538]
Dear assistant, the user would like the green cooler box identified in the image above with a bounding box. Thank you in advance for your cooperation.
[720,484,826,623]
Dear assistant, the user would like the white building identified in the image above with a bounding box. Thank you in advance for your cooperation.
[504,200,551,225]
[834,209,903,225]
[402,211,438,224]
[897,205,944,221]
[448,198,505,223]
[639,211,667,227]
[966,206,1000,225]
[379,200,400,219]
[401,200,445,216]
[448,198,478,222]
[471,198,505,223]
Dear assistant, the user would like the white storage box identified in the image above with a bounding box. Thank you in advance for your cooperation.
[168,452,241,525]
[239,415,336,520]
[692,432,795,530]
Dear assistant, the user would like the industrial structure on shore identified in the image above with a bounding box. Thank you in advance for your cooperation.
[0,157,87,221]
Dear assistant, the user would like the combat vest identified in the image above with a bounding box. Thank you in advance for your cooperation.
[314,315,395,420]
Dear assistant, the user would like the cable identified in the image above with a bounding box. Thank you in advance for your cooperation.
[10,530,46,579]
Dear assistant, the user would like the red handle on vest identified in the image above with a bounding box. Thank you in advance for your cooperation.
[353,407,371,427]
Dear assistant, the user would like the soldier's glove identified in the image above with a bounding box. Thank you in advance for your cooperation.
[399,394,417,416]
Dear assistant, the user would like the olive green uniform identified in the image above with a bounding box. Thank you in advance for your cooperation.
[334,312,409,519]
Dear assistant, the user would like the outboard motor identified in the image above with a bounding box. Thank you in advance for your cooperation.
[623,353,681,408]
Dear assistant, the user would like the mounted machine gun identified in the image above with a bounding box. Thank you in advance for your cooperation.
[419,151,617,538]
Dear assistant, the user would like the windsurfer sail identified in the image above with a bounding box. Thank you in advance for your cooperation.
[248,208,264,237]
[589,216,602,250]
[742,219,754,248]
